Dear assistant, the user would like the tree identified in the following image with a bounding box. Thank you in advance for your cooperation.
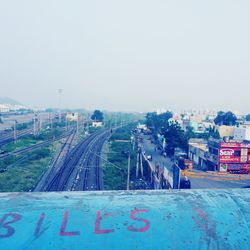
[214,111,225,125]
[161,121,188,156]
[246,114,250,122]
[91,110,104,122]
[145,111,172,134]
[0,114,2,124]
[214,111,237,126]
[224,111,237,126]
[145,112,157,129]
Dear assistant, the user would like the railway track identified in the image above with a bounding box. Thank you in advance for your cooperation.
[34,129,77,191]
[82,134,108,191]
[45,129,111,192]
[0,128,33,146]
[0,129,73,160]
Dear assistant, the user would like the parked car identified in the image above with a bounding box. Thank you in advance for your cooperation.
[147,155,153,161]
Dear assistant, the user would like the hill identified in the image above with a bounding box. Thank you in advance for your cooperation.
[0,97,23,105]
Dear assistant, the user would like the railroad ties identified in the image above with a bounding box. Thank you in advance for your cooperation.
[44,129,110,192]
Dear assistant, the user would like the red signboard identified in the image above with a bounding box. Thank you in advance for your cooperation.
[220,142,250,148]
[219,148,241,163]
[219,144,250,164]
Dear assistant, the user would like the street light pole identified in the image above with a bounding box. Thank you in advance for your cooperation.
[13,120,17,143]
[33,115,36,137]
[57,89,63,123]
[127,154,131,190]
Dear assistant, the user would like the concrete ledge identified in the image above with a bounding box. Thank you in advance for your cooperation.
[0,189,250,249]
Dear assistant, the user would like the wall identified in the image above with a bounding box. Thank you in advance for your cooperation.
[0,190,250,249]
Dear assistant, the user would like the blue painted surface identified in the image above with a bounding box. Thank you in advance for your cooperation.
[0,189,250,249]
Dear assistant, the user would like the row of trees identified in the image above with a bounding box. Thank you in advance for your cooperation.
[214,111,237,126]
[214,111,250,125]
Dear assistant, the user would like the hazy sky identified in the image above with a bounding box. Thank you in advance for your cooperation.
[0,1,249,113]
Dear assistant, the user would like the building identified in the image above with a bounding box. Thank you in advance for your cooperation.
[188,138,250,173]
[206,139,250,173]
[137,123,147,131]
[234,127,250,141]
[188,139,210,171]
[217,125,235,138]
[66,112,78,122]
[0,104,10,113]
[92,121,103,127]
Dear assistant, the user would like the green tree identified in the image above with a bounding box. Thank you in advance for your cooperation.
[214,111,225,125]
[246,114,250,122]
[161,121,188,156]
[145,112,157,129]
[145,111,172,134]
[214,111,237,126]
[91,110,104,122]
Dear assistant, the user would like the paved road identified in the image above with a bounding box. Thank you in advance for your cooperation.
[140,134,250,189]
[140,135,173,170]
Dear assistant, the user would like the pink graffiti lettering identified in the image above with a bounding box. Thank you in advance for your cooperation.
[34,213,47,237]
[95,211,115,234]
[0,213,22,239]
[59,211,80,236]
[128,209,150,232]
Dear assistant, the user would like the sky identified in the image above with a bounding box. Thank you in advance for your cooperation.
[0,0,249,113]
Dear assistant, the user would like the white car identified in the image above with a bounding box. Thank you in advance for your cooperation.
[147,155,152,161]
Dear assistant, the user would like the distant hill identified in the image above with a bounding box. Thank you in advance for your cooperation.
[0,97,23,105]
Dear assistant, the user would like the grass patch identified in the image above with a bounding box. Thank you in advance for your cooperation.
[103,124,137,190]
[2,137,41,152]
[0,147,52,192]
[0,126,67,192]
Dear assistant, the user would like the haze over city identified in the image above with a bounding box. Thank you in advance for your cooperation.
[0,0,250,112]
[1,2,250,249]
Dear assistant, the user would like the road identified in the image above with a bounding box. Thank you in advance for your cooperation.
[38,129,111,192]
[140,134,250,189]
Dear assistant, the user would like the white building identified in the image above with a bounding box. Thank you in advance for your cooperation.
[234,127,250,141]
[92,121,103,127]
[0,104,10,113]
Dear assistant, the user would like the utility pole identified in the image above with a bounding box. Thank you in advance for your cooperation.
[57,89,63,123]
[38,113,42,134]
[66,117,69,131]
[140,152,144,178]
[33,113,38,137]
[76,116,79,134]
[33,117,36,137]
[136,152,139,178]
[49,113,53,130]
[127,154,131,191]
[87,120,89,134]
[13,120,17,143]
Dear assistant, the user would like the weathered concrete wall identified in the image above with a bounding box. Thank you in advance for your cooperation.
[0,190,250,249]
